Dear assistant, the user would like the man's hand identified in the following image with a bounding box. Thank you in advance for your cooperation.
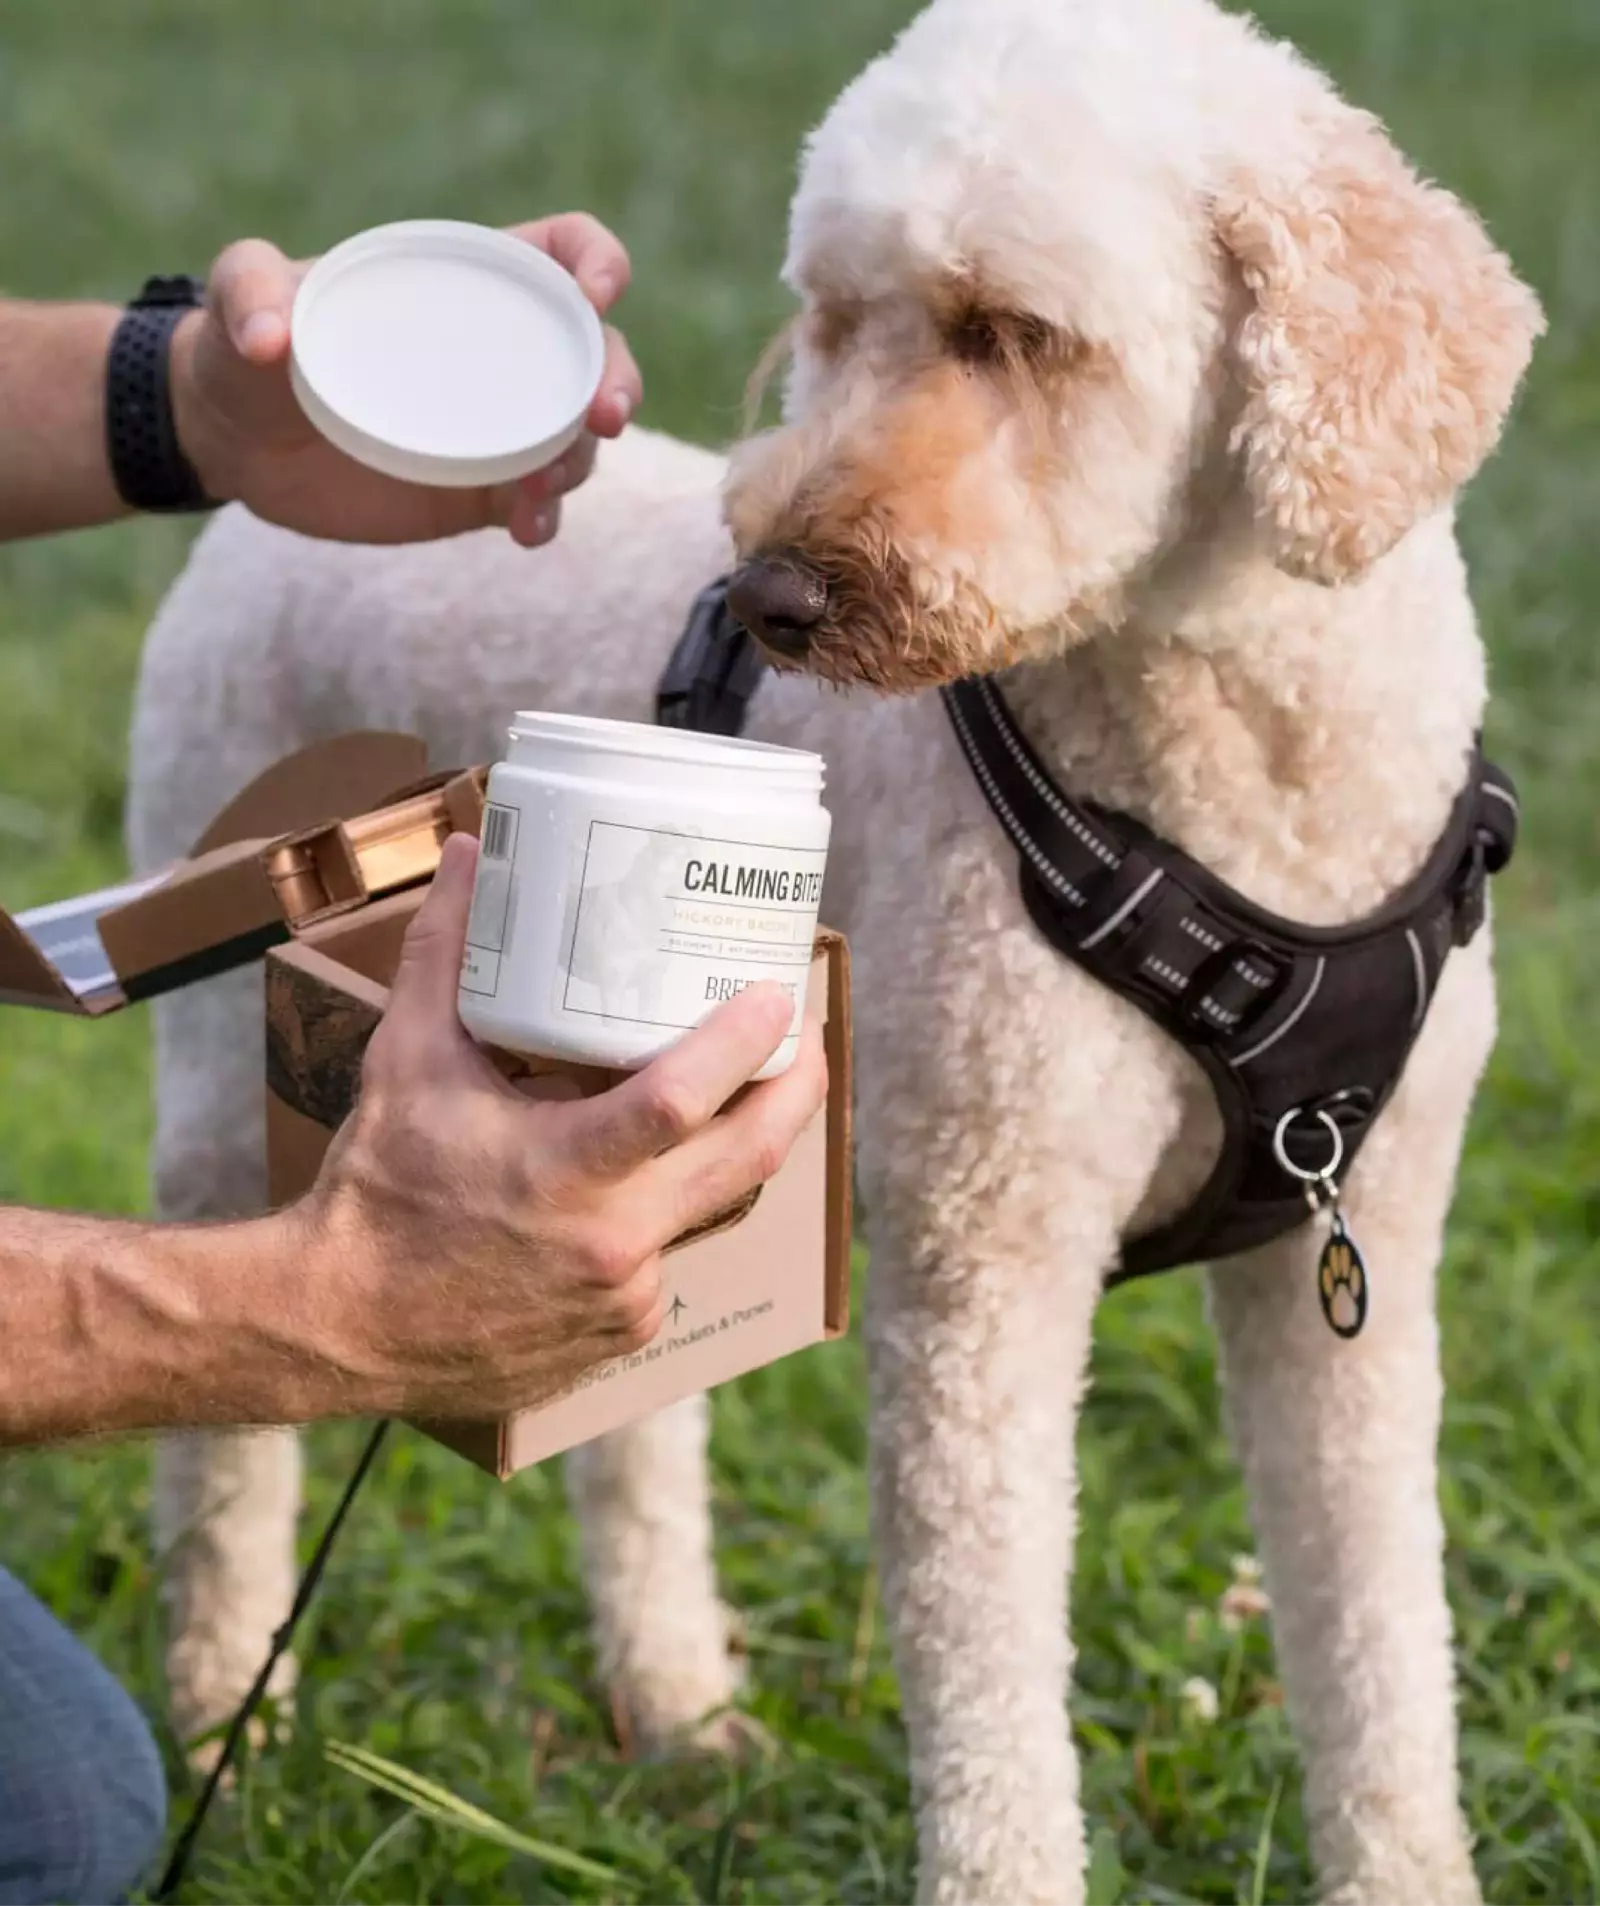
[300,835,828,1419]
[0,835,821,1448]
[171,214,644,548]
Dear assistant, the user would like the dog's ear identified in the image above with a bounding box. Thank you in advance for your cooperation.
[1216,112,1544,584]
[743,317,799,434]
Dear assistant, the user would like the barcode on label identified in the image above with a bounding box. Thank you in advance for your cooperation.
[481,804,517,860]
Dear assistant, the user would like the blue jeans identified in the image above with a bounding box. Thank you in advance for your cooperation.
[0,1567,166,1905]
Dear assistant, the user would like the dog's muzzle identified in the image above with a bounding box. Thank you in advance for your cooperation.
[727,556,828,659]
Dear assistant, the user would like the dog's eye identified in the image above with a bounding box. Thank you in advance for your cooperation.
[948,311,1005,364]
[947,309,1056,369]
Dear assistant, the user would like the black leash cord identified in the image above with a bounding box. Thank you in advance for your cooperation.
[154,1418,392,1901]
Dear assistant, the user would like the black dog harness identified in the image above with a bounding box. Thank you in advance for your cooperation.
[659,579,1518,1296]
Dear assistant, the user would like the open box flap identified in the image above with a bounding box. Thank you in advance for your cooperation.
[1,869,172,1013]
[1,731,435,1017]
[98,837,292,1004]
[189,731,429,855]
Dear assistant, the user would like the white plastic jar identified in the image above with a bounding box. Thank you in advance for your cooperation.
[457,712,831,1078]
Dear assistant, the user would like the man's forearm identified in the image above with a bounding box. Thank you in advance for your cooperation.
[0,1203,355,1446]
[0,300,129,542]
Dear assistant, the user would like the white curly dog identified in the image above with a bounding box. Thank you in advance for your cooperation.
[128,0,1542,1898]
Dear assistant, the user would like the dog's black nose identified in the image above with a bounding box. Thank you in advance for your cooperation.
[728,557,828,658]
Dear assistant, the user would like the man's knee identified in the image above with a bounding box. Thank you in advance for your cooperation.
[0,1570,168,1904]
[0,1719,167,1905]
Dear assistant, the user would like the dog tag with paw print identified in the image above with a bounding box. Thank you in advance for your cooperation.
[1317,1209,1368,1339]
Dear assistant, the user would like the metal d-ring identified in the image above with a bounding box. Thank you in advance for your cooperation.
[1271,1105,1345,1187]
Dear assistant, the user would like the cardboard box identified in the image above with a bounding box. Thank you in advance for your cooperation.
[0,728,483,1014]
[0,725,853,1478]
[263,887,853,1478]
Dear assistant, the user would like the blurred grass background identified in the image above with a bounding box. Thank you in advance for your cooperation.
[0,1,1596,1900]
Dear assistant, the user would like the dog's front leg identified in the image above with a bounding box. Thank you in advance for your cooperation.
[867,1206,1111,1906]
[1207,948,1494,1906]
[154,1426,302,1758]
[564,1396,746,1755]
[150,973,300,1762]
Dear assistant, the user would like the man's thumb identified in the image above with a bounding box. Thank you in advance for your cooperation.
[385,831,481,1042]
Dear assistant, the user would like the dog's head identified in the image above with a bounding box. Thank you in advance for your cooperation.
[723,0,1543,689]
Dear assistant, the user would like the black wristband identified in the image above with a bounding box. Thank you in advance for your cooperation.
[105,275,219,514]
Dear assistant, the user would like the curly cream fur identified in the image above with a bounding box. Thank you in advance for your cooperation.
[1217,114,1545,584]
[125,2,1539,1899]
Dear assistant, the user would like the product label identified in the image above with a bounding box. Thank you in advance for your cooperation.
[562,821,825,1032]
[459,802,519,996]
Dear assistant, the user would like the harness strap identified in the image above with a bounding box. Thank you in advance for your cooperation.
[943,677,1287,1042]
[943,675,1517,1278]
[657,577,768,735]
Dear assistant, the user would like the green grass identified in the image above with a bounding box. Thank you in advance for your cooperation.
[1,0,1596,1899]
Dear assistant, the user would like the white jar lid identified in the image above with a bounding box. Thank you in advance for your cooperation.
[289,219,605,488]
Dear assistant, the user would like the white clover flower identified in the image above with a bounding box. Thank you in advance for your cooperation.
[1181,1676,1220,1724]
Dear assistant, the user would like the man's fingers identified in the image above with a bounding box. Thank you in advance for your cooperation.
[595,1259,666,1353]
[506,493,562,548]
[513,212,632,312]
[563,983,796,1180]
[519,433,597,505]
[207,238,300,363]
[368,833,483,1078]
[624,1018,828,1254]
[589,327,642,437]
[497,426,605,544]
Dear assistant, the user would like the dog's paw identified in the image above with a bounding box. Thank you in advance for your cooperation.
[600,1596,750,1760]
[687,1706,776,1762]
[183,1707,287,1789]
[606,1670,759,1759]
[1321,1886,1478,1906]
[1318,1846,1483,1906]
[168,1646,297,1780]
[916,1814,1090,1906]
[609,1687,775,1764]
[918,1859,1085,1906]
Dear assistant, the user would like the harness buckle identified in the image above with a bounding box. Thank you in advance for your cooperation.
[1075,846,1164,953]
[1451,831,1489,948]
[1181,937,1283,1043]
